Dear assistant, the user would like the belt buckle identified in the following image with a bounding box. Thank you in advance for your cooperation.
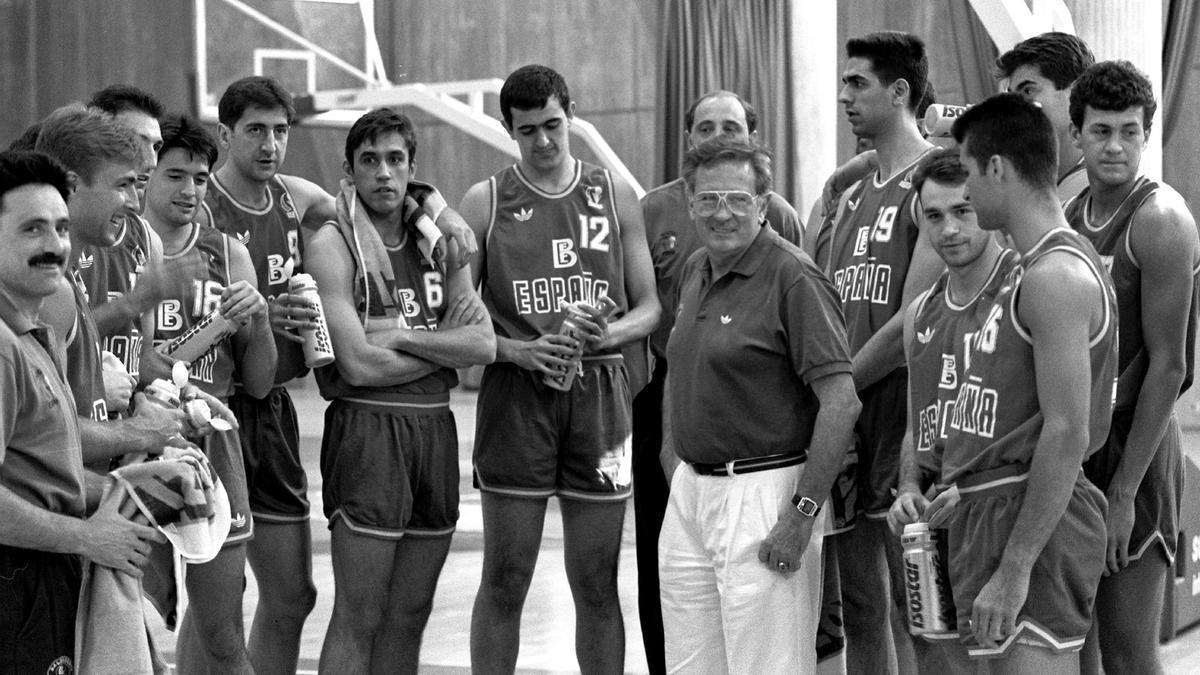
[724,459,737,477]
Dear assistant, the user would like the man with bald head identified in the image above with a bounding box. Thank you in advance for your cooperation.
[635,89,802,673]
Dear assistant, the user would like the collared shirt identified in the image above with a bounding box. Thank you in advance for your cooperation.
[667,225,852,464]
[0,286,85,517]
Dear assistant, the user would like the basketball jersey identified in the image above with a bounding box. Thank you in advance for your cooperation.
[908,249,1019,478]
[205,174,307,383]
[482,160,628,354]
[940,229,1118,484]
[817,149,934,353]
[1065,176,1200,409]
[65,268,108,421]
[317,216,456,399]
[75,214,152,378]
[152,224,236,399]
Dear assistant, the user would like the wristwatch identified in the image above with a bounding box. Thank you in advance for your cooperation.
[792,495,821,517]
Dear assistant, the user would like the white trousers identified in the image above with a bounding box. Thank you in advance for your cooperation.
[659,462,825,674]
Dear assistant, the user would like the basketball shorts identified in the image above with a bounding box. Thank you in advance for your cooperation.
[0,545,81,674]
[232,385,310,523]
[473,357,632,501]
[829,368,907,528]
[320,394,459,539]
[948,464,1106,659]
[1084,408,1182,564]
[202,426,253,546]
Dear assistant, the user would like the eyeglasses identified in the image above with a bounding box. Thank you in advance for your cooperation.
[690,190,760,217]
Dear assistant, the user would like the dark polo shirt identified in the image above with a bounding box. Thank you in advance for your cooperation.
[0,287,85,517]
[667,225,851,465]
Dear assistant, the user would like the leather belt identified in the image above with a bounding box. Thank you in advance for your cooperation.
[689,451,808,477]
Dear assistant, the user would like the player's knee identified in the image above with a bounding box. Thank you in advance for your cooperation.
[567,566,619,610]
[266,578,317,621]
[481,562,536,610]
[195,621,247,662]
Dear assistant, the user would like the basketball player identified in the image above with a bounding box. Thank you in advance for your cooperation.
[461,64,659,674]
[144,112,275,673]
[636,89,802,673]
[1064,61,1200,674]
[940,92,1115,671]
[34,105,187,462]
[309,107,495,674]
[813,31,942,673]
[995,32,1096,201]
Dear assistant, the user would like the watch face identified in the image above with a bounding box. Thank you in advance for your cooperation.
[796,497,820,517]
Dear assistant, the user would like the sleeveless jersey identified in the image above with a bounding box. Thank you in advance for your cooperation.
[317,220,456,399]
[940,229,1118,484]
[205,174,307,383]
[76,214,152,378]
[908,249,1019,477]
[1057,158,1089,204]
[818,149,934,352]
[482,160,628,354]
[65,268,108,421]
[1065,177,1200,409]
[152,224,236,399]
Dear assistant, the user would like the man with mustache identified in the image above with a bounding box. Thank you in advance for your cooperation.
[0,149,164,674]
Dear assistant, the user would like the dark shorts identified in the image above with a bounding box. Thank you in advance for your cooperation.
[473,357,632,502]
[829,368,907,529]
[1085,408,1182,563]
[948,465,1106,659]
[320,394,459,539]
[203,426,253,546]
[232,385,310,522]
[0,545,81,675]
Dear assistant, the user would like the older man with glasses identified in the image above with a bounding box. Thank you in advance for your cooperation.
[658,138,860,672]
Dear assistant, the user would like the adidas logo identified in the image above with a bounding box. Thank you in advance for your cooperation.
[79,253,94,269]
[514,207,533,222]
[231,513,247,529]
[237,231,250,245]
[917,327,934,344]
[720,315,732,325]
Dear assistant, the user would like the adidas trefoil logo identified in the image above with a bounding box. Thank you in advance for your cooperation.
[514,207,533,222]
[78,252,94,269]
[720,315,732,325]
[237,231,250,245]
[917,327,935,344]
[231,513,247,529]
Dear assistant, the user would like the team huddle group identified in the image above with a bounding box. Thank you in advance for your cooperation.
[0,22,1194,675]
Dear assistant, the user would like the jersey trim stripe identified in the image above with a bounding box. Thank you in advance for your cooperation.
[512,159,583,199]
[210,174,278,216]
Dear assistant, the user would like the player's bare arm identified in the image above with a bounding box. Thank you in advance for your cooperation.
[970,255,1102,648]
[758,371,860,571]
[306,223,441,386]
[363,245,496,369]
[659,377,680,479]
[280,173,336,234]
[852,230,943,390]
[889,295,931,535]
[580,175,660,352]
[1104,190,1200,571]
[225,240,276,398]
[459,179,580,375]
[92,222,167,337]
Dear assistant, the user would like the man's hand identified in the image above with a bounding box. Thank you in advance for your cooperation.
[506,334,580,374]
[887,489,930,537]
[180,385,239,433]
[567,302,612,353]
[128,393,187,449]
[434,206,477,268]
[441,293,488,330]
[971,563,1030,649]
[137,348,178,387]
[1104,495,1136,575]
[267,292,320,343]
[81,499,166,577]
[758,507,816,576]
[101,351,136,413]
[924,484,961,529]
[220,280,267,327]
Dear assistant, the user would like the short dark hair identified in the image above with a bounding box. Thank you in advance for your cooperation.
[952,93,1058,190]
[158,113,219,169]
[846,31,929,111]
[681,138,773,196]
[88,84,165,119]
[344,107,418,168]
[218,76,296,128]
[7,123,42,152]
[995,32,1094,90]
[0,151,71,211]
[917,81,937,118]
[35,104,140,184]
[1068,60,1157,132]
[684,91,759,134]
[912,147,968,198]
[500,65,571,128]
